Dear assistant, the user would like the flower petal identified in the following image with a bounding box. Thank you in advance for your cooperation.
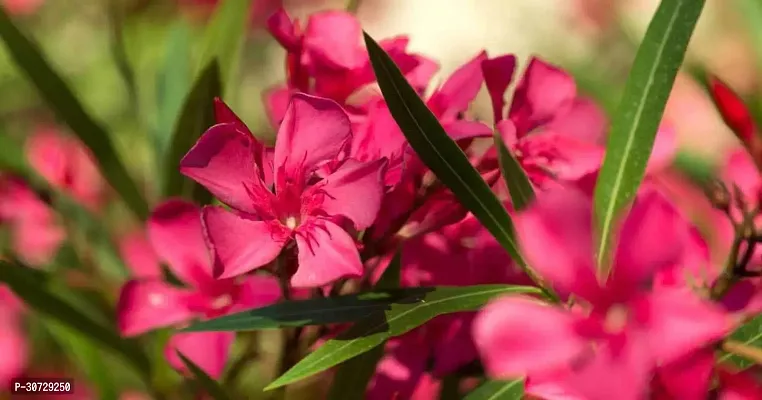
[0,311,26,388]
[546,97,608,144]
[166,332,235,379]
[611,190,688,292]
[118,231,162,279]
[202,206,289,279]
[722,148,762,199]
[319,158,388,230]
[443,120,494,141]
[274,93,352,181]
[148,200,214,287]
[427,51,488,120]
[117,280,194,336]
[656,348,715,400]
[640,287,735,364]
[180,124,268,215]
[291,219,363,288]
[231,274,282,311]
[509,57,576,136]
[303,11,364,70]
[481,55,517,122]
[513,186,600,299]
[473,295,586,378]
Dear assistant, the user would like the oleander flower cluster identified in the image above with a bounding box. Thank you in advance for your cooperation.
[2,5,762,400]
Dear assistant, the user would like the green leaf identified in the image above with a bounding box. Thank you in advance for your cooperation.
[155,21,193,172]
[718,313,762,369]
[593,0,706,274]
[0,128,27,174]
[162,60,221,204]
[494,131,535,211]
[183,287,437,332]
[43,319,119,400]
[326,252,402,400]
[363,32,548,294]
[0,260,151,381]
[0,7,149,220]
[177,352,232,400]
[463,379,525,400]
[196,0,251,95]
[265,285,539,390]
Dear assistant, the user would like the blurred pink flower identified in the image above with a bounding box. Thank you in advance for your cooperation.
[25,127,106,212]
[2,0,43,16]
[473,186,734,400]
[116,199,281,378]
[180,93,387,287]
[0,176,64,266]
[0,287,26,389]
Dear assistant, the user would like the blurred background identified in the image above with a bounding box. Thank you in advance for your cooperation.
[0,0,757,398]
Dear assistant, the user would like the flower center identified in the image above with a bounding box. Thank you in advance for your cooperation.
[603,304,629,334]
[211,294,233,310]
[284,215,298,230]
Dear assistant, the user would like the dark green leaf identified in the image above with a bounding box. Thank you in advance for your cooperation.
[196,0,251,94]
[155,21,193,173]
[0,260,151,381]
[183,286,435,332]
[363,32,548,294]
[0,7,149,219]
[177,352,232,400]
[162,60,220,204]
[718,313,762,370]
[463,379,525,400]
[265,285,540,390]
[326,251,402,400]
[593,0,706,274]
[494,131,535,211]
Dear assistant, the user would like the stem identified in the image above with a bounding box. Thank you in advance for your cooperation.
[106,0,139,118]
[271,326,303,400]
[224,332,260,388]
[722,340,762,366]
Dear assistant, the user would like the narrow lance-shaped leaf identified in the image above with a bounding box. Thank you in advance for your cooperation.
[363,32,549,294]
[463,379,525,400]
[265,285,541,390]
[494,132,535,211]
[326,251,402,400]
[593,0,705,274]
[177,352,232,400]
[0,261,152,381]
[0,7,149,220]
[162,60,221,204]
[196,0,251,96]
[718,313,762,370]
[183,286,433,332]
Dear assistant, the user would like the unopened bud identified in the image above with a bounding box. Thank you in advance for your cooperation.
[705,179,731,211]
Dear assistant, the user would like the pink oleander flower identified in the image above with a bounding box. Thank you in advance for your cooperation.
[116,199,281,378]
[367,214,533,398]
[0,176,64,266]
[263,8,436,126]
[0,287,27,389]
[473,185,735,400]
[180,93,387,287]
[25,127,106,212]
[716,367,762,399]
[2,0,43,15]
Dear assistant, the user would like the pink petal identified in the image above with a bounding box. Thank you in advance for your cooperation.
[0,311,26,389]
[509,57,576,136]
[427,51,488,120]
[273,93,352,181]
[443,120,494,141]
[0,176,53,222]
[166,332,235,379]
[118,231,162,279]
[368,330,430,400]
[481,55,517,122]
[147,200,214,287]
[318,158,388,230]
[406,55,440,93]
[611,190,688,292]
[473,295,586,377]
[656,348,715,400]
[645,126,678,174]
[719,368,762,399]
[231,274,282,311]
[202,206,289,279]
[303,11,364,70]
[117,280,194,336]
[513,186,600,300]
[497,119,518,147]
[722,148,762,199]
[263,85,293,128]
[291,219,363,288]
[180,124,268,215]
[546,97,608,144]
[11,216,64,267]
[640,287,735,364]
[266,8,299,50]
